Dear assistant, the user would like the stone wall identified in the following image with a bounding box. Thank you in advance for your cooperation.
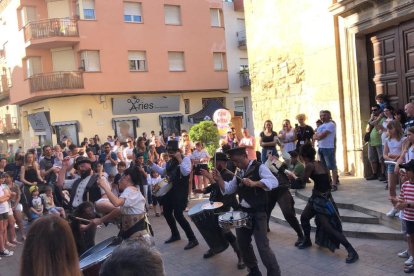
[244,0,345,171]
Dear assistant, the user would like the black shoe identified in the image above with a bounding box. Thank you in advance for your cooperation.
[184,239,199,250]
[346,250,359,263]
[237,259,246,270]
[165,235,181,244]
[365,175,377,180]
[294,236,304,247]
[377,175,386,182]
[246,266,262,276]
[203,249,215,259]
[332,185,338,192]
[298,239,312,249]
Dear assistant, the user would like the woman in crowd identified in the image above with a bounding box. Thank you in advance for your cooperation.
[20,152,44,220]
[5,171,25,241]
[20,216,81,276]
[383,120,405,217]
[279,119,296,153]
[179,132,193,197]
[259,120,281,163]
[148,143,160,164]
[395,109,407,131]
[191,142,210,194]
[297,143,359,264]
[238,128,256,161]
[225,130,238,149]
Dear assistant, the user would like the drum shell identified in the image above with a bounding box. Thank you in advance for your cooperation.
[80,237,120,276]
[188,201,229,254]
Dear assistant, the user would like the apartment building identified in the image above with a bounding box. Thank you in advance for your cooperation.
[0,0,247,148]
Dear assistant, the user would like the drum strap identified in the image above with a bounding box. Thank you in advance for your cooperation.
[119,215,154,240]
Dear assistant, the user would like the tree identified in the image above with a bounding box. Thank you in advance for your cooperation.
[189,120,219,158]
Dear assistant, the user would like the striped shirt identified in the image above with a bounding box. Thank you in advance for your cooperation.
[400,181,414,221]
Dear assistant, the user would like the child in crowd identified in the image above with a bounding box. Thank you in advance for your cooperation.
[394,160,414,273]
[384,121,406,217]
[0,180,12,256]
[29,186,44,221]
[40,186,65,218]
[5,171,25,241]
[147,170,162,217]
[114,162,126,187]
[53,144,64,168]
[0,173,18,248]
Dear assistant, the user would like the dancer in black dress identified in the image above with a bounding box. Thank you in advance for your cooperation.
[297,143,359,263]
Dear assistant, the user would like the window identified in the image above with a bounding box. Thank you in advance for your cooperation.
[124,2,142,23]
[213,52,226,71]
[168,52,185,72]
[26,57,42,78]
[77,0,95,20]
[20,6,37,27]
[128,51,146,71]
[164,5,181,25]
[80,50,100,72]
[210,8,222,27]
[184,99,190,114]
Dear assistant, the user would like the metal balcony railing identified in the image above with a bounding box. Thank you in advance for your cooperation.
[29,71,84,92]
[239,70,251,87]
[0,115,19,135]
[237,30,246,48]
[24,18,79,41]
[0,75,10,94]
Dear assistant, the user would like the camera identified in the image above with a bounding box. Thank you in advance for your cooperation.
[194,164,208,175]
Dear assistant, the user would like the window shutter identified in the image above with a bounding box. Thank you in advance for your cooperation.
[210,9,220,27]
[213,53,224,70]
[128,51,146,61]
[124,2,141,16]
[165,5,181,25]
[83,0,95,10]
[168,52,184,71]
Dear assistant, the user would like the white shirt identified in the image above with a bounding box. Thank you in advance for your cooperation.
[191,149,210,163]
[0,186,9,214]
[123,146,134,167]
[120,186,146,215]
[64,175,91,208]
[386,137,406,155]
[222,161,278,208]
[151,156,192,177]
[317,121,336,149]
[147,175,162,186]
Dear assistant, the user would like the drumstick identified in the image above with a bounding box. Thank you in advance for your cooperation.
[68,215,91,224]
[223,168,243,182]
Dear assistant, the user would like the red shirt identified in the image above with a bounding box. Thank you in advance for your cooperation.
[400,181,414,221]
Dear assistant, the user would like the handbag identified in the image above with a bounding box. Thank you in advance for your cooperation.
[363,125,374,143]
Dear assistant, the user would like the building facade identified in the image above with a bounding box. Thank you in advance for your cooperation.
[0,0,251,149]
[244,0,414,177]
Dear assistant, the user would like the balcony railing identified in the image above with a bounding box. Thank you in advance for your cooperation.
[239,71,251,87]
[237,30,246,48]
[29,71,84,92]
[24,18,79,42]
[0,75,10,94]
[0,115,19,135]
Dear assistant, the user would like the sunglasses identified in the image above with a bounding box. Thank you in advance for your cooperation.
[371,109,378,112]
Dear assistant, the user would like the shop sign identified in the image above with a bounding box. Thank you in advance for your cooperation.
[112,96,180,115]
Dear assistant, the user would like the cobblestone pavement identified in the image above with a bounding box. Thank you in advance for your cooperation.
[0,199,409,276]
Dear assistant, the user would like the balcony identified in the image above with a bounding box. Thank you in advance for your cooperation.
[29,71,84,92]
[233,0,244,11]
[23,18,80,48]
[239,70,251,88]
[0,75,10,98]
[0,114,19,136]
[237,30,246,49]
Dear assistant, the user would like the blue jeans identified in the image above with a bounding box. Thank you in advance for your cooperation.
[318,148,337,170]
[261,148,278,163]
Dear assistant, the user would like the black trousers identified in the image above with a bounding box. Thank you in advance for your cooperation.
[267,187,303,238]
[236,211,281,276]
[163,200,196,241]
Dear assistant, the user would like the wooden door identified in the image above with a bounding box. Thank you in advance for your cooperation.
[368,20,414,109]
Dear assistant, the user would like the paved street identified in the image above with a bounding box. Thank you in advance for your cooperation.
[0,197,409,276]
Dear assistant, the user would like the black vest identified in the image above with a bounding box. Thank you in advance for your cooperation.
[237,160,268,212]
[166,157,189,199]
[69,174,101,207]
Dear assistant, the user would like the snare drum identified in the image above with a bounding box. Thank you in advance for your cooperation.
[188,200,229,254]
[152,178,172,197]
[80,236,121,276]
[218,211,250,230]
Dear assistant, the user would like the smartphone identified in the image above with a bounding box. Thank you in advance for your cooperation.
[267,150,273,156]
[195,164,208,175]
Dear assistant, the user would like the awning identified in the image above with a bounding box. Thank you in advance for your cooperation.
[159,113,183,124]
[188,99,226,124]
[112,116,139,129]
[52,120,79,127]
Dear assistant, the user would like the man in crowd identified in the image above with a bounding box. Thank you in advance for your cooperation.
[39,145,59,187]
[99,142,118,176]
[314,110,340,191]
[365,105,386,182]
[405,102,414,130]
